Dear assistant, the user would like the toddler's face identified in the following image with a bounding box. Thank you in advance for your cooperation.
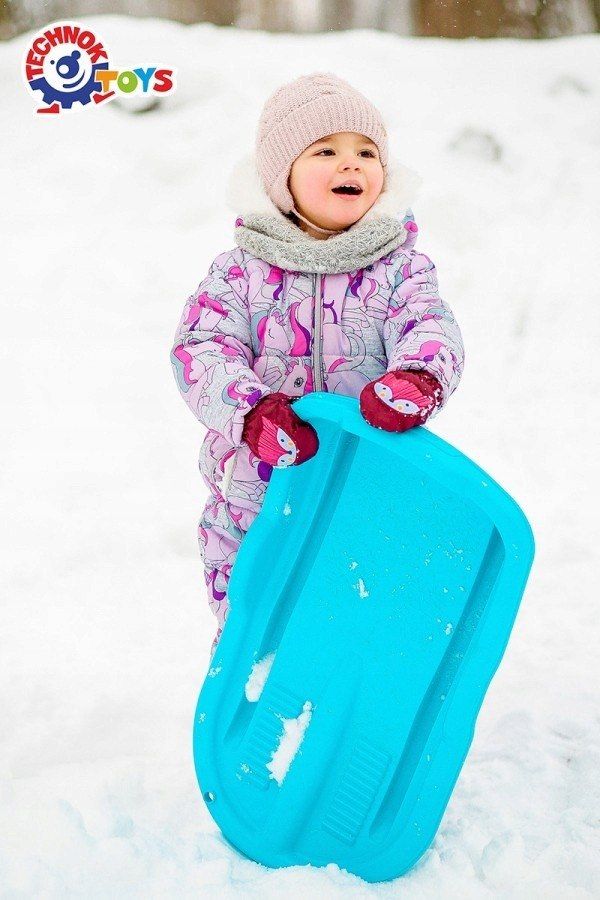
[288,131,384,238]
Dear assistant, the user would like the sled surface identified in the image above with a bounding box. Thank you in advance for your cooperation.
[193,393,534,882]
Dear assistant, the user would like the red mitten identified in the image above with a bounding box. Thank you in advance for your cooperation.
[242,392,319,467]
[359,369,443,433]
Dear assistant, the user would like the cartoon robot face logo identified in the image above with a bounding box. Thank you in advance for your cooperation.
[24,21,176,115]
[24,23,109,114]
[46,48,93,93]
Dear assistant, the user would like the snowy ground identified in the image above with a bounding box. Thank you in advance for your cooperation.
[1,16,599,898]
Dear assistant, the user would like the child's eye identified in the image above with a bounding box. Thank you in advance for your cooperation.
[316,148,377,157]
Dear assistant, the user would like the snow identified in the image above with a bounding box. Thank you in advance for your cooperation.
[355,577,370,599]
[1,13,599,897]
[266,701,314,786]
[244,651,276,702]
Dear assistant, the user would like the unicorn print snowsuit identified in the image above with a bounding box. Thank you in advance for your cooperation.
[170,153,465,652]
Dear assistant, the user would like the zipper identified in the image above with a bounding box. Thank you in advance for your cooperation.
[312,273,324,392]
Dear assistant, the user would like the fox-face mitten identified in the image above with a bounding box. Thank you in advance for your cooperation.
[242,392,319,467]
[359,369,443,433]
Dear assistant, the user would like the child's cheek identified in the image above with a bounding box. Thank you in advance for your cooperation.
[304,174,330,208]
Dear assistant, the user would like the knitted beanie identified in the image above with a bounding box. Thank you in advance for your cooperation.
[255,72,389,217]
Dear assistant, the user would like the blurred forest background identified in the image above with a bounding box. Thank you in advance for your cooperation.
[1,0,599,40]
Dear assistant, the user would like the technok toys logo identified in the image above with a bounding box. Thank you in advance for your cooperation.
[23,22,175,115]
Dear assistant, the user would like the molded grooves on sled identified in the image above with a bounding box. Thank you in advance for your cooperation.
[193,393,535,883]
[240,683,304,790]
[322,738,391,844]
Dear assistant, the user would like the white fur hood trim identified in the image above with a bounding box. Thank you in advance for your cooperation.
[225,151,423,224]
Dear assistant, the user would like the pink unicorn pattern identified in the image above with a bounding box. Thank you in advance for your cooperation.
[171,214,464,653]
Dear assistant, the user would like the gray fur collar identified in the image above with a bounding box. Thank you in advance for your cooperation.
[224,152,423,274]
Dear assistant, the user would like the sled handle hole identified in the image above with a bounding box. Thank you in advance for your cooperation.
[204,791,216,803]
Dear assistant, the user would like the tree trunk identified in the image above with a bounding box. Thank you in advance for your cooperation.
[409,0,592,38]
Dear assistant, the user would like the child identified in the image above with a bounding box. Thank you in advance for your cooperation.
[170,72,464,657]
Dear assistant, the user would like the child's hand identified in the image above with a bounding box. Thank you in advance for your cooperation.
[359,370,442,433]
[242,392,319,467]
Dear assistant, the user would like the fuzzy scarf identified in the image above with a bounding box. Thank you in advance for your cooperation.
[224,152,423,274]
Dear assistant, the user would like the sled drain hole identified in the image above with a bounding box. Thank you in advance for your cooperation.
[204,791,216,803]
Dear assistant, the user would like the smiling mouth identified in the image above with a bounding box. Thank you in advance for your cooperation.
[331,185,363,196]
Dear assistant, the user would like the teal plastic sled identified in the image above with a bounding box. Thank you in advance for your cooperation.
[193,393,534,882]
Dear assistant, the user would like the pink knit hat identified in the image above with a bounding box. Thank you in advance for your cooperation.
[255,72,389,219]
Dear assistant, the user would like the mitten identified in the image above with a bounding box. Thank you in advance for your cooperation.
[242,392,319,467]
[359,369,443,433]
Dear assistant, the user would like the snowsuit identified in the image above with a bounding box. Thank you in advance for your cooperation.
[170,153,465,651]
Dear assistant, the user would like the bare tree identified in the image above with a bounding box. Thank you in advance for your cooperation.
[1,0,597,41]
[411,0,524,38]
[320,0,356,32]
[200,0,241,27]
[255,0,297,32]
[410,0,596,38]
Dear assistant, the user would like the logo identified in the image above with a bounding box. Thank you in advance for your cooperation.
[23,21,175,114]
